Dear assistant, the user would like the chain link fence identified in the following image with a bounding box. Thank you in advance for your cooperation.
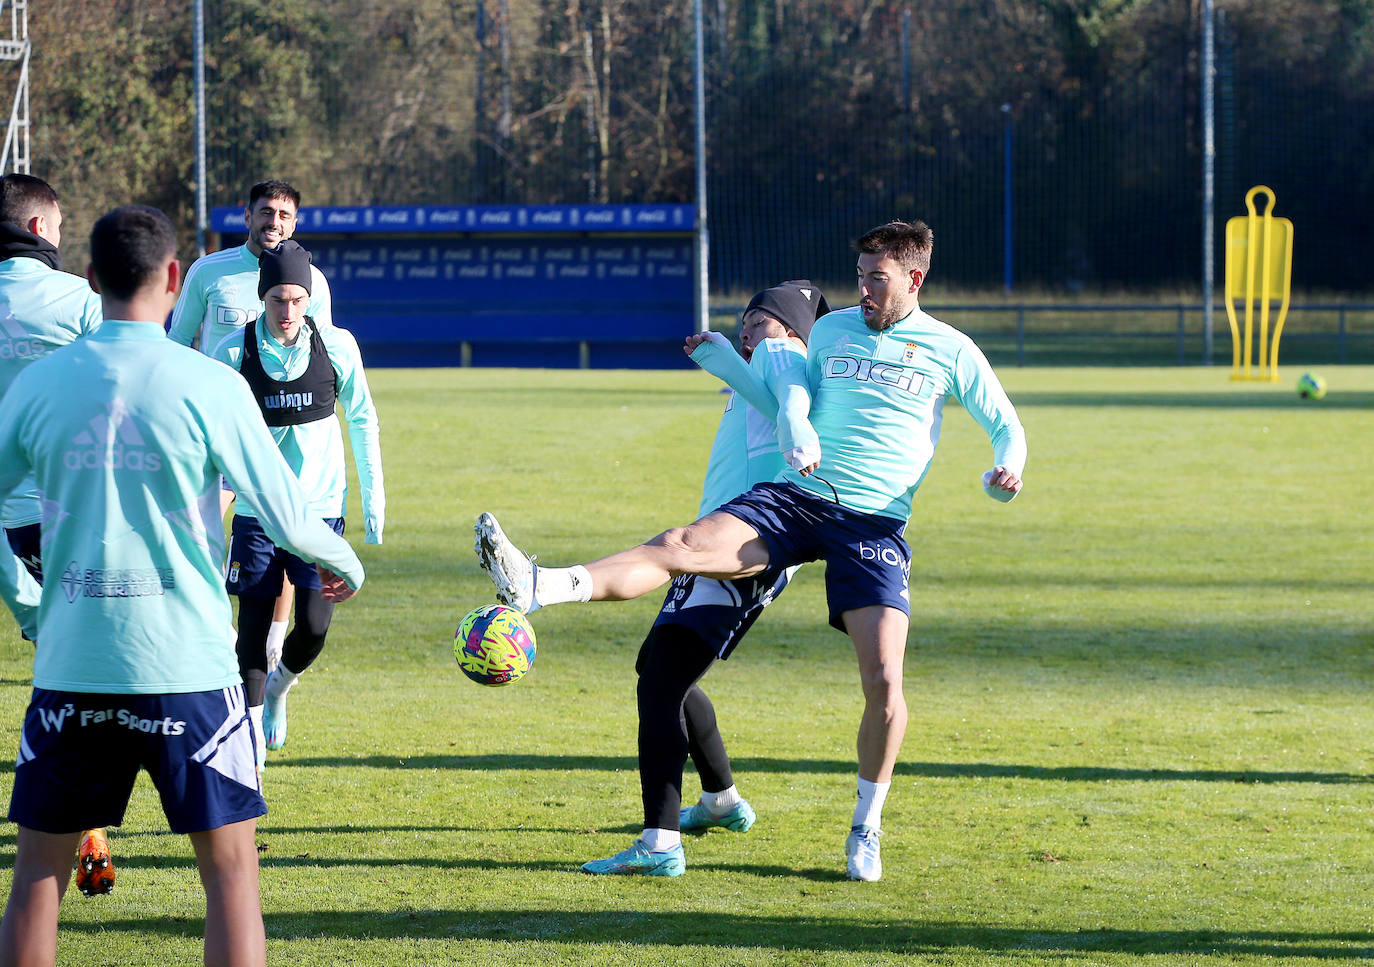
[19,0,1374,359]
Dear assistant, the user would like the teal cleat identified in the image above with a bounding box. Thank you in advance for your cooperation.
[580,839,685,877]
[679,798,756,834]
[263,692,288,752]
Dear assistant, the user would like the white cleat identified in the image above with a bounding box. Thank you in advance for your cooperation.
[473,513,537,613]
[845,825,882,882]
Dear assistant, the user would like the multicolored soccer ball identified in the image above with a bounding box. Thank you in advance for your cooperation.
[454,604,537,686]
[1297,371,1327,400]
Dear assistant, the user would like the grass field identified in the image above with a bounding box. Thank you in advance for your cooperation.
[2,364,1372,966]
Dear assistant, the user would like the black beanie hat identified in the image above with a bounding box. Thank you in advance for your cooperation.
[258,239,313,298]
[743,280,830,343]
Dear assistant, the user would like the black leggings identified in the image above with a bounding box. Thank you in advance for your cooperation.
[235,588,335,705]
[636,623,736,831]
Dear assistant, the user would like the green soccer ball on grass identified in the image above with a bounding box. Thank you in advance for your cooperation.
[1296,372,1327,400]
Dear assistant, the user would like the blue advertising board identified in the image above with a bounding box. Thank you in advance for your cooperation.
[210,204,697,368]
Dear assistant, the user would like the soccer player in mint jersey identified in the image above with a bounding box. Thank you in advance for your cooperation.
[0,205,363,967]
[0,174,102,604]
[212,240,384,774]
[580,280,829,877]
[169,180,334,703]
[0,173,117,897]
[477,220,1025,882]
[168,180,333,353]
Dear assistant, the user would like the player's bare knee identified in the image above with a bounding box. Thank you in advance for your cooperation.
[859,670,904,706]
[650,522,718,570]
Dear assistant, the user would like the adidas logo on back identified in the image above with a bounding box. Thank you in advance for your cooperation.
[63,399,164,472]
[0,310,46,361]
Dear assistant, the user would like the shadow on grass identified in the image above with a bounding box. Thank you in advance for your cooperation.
[61,911,1374,959]
[278,753,1374,784]
[0,849,840,880]
[1013,390,1374,410]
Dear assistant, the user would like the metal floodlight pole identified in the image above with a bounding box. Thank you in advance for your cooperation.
[1201,0,1216,365]
[193,0,208,257]
[1001,103,1013,292]
[692,0,708,333]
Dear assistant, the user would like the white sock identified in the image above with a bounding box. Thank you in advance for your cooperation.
[248,704,266,770]
[852,777,890,830]
[700,785,742,816]
[640,827,681,851]
[533,564,593,607]
[266,662,301,701]
[265,620,288,655]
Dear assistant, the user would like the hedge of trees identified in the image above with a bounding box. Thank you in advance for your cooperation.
[22,0,1374,290]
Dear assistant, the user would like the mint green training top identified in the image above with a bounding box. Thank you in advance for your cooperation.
[0,320,365,694]
[777,305,1026,520]
[213,317,385,543]
[167,243,333,354]
[0,257,103,528]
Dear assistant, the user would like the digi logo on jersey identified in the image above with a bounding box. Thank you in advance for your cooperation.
[215,306,253,328]
[824,356,924,394]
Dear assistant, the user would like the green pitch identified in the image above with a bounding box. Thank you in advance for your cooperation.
[2,365,1371,966]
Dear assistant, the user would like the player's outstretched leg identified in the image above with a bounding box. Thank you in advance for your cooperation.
[580,839,685,877]
[474,511,769,614]
[75,828,115,896]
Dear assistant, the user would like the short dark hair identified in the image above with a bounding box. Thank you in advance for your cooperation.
[247,180,301,211]
[855,220,933,275]
[0,173,59,226]
[89,206,177,300]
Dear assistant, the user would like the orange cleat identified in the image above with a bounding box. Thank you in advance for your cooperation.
[74,828,115,896]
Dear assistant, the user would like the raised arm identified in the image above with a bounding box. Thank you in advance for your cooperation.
[751,337,820,473]
[687,332,779,417]
[688,332,820,474]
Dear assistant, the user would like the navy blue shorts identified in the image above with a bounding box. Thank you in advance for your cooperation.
[5,523,42,583]
[9,685,266,834]
[652,565,794,660]
[227,514,343,597]
[714,482,910,632]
